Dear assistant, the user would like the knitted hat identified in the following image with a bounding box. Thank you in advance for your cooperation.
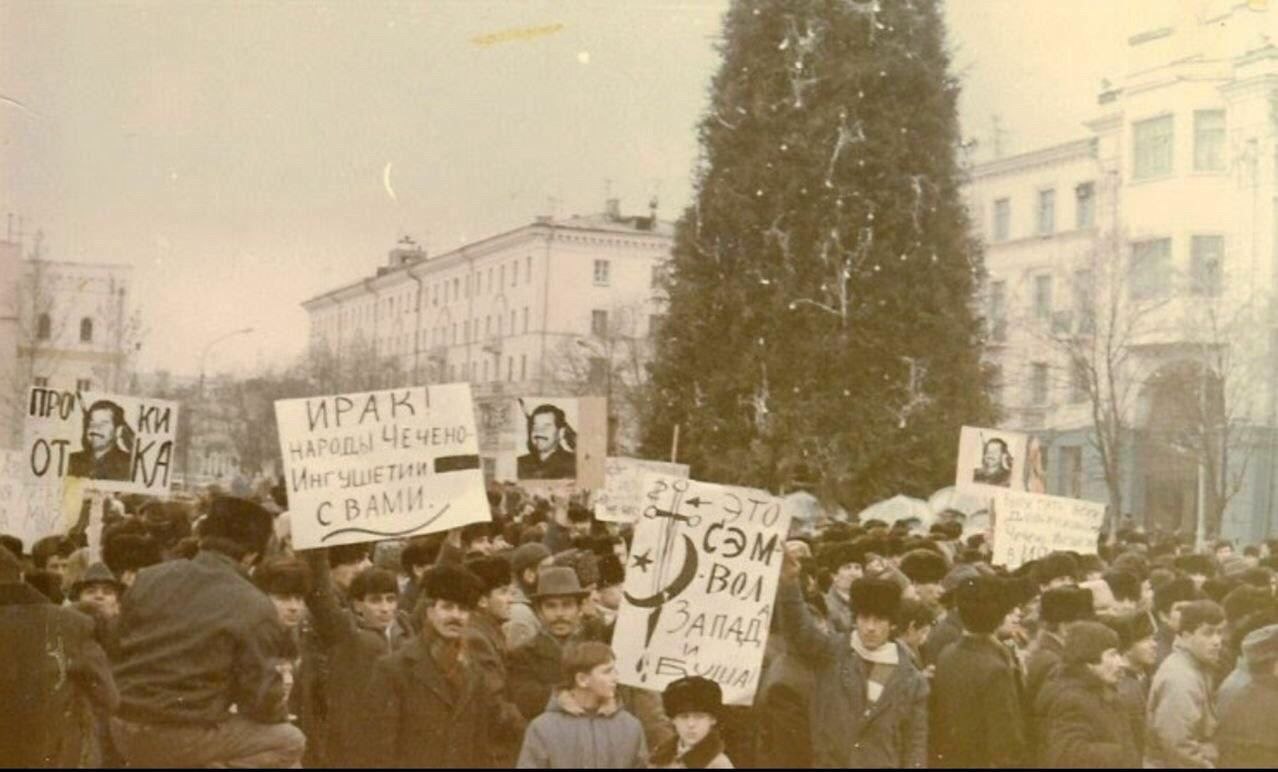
[900,549,948,585]
[849,577,903,620]
[1241,623,1278,668]
[69,562,123,599]
[512,542,552,578]
[199,496,274,555]
[1041,586,1095,625]
[465,556,513,595]
[422,565,485,609]
[530,566,590,600]
[662,675,723,719]
[1063,621,1120,665]
[598,553,625,588]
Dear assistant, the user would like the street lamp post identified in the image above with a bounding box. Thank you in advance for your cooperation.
[183,327,254,489]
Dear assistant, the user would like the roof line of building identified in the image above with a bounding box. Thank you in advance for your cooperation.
[967,137,1098,180]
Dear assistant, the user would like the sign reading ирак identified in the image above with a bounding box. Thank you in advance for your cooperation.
[612,473,790,705]
[275,383,490,550]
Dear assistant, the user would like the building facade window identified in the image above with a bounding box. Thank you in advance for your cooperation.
[1036,189,1056,235]
[507,356,514,382]
[1190,235,1223,296]
[523,307,529,333]
[526,256,533,284]
[993,198,1011,242]
[1073,269,1095,333]
[1075,182,1095,229]
[1070,359,1089,403]
[989,280,1007,342]
[37,313,51,341]
[80,317,93,343]
[1133,115,1174,180]
[520,354,527,381]
[1129,238,1172,300]
[1033,274,1053,321]
[591,309,608,336]
[1031,363,1049,405]
[593,260,611,286]
[1193,110,1226,172]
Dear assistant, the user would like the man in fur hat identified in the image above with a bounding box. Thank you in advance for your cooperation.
[651,676,733,769]
[899,548,949,612]
[101,531,161,589]
[463,555,525,766]
[778,546,929,767]
[930,575,1032,768]
[110,496,303,768]
[366,564,522,767]
[817,539,865,634]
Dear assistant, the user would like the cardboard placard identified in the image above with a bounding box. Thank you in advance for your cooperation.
[275,384,490,550]
[613,473,790,706]
[955,425,1030,493]
[990,489,1105,570]
[24,387,179,495]
[595,457,690,523]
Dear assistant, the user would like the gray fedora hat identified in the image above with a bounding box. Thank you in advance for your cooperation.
[531,565,590,600]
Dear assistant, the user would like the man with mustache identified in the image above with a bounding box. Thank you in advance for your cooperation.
[364,564,520,767]
[68,400,133,482]
[517,404,577,480]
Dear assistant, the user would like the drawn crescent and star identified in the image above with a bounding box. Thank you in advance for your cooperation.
[624,534,698,608]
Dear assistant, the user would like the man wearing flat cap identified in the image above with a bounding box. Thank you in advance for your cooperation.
[110,496,304,768]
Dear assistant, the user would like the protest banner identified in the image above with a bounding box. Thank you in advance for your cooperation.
[594,457,690,523]
[23,387,179,496]
[275,383,490,550]
[0,450,60,546]
[990,489,1106,570]
[955,425,1030,493]
[612,472,790,705]
[480,394,607,488]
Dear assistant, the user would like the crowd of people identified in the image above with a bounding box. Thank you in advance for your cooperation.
[3,476,1278,769]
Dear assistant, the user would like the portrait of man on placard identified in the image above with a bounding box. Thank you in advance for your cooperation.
[972,436,1013,488]
[516,402,577,480]
[67,399,134,482]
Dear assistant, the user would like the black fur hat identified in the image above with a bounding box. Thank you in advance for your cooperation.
[956,575,1022,635]
[1041,586,1095,625]
[465,556,513,595]
[849,577,903,620]
[662,675,723,719]
[199,496,274,555]
[598,553,625,588]
[422,565,485,609]
[102,533,162,576]
[900,549,949,585]
[819,540,866,572]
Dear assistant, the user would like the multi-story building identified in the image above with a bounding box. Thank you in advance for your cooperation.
[0,227,136,448]
[965,1,1278,543]
[302,199,674,478]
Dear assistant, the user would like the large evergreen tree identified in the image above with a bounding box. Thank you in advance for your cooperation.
[642,0,995,509]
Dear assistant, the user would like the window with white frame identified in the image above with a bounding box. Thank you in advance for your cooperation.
[993,198,1011,242]
[1075,182,1095,229]
[1033,274,1053,321]
[1036,189,1056,235]
[1129,238,1172,300]
[989,280,1007,342]
[591,309,608,336]
[1133,115,1174,180]
[1193,110,1225,172]
[593,260,610,286]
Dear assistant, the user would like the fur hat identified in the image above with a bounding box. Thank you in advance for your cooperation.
[531,566,590,600]
[69,562,123,599]
[421,565,484,609]
[1032,552,1080,587]
[1063,620,1120,665]
[465,556,512,595]
[199,496,274,555]
[900,549,948,585]
[1242,623,1278,668]
[512,543,552,577]
[598,553,625,588]
[1041,586,1095,625]
[102,533,161,576]
[1102,570,1141,603]
[253,556,312,597]
[849,577,903,620]
[662,675,723,719]
[956,576,1022,635]
[819,540,866,572]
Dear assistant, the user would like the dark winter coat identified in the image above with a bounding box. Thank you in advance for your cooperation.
[920,608,963,667]
[299,551,410,767]
[364,629,510,768]
[464,610,525,766]
[930,633,1029,768]
[1025,629,1066,759]
[112,549,289,725]
[0,581,118,768]
[777,579,929,768]
[1216,672,1278,768]
[1113,665,1149,758]
[1035,665,1141,768]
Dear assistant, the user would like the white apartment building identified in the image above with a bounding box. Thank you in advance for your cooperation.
[302,200,674,477]
[965,1,1278,543]
[0,230,135,447]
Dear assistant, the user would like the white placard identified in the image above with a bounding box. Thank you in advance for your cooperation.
[23,387,179,495]
[990,489,1106,570]
[613,473,790,706]
[0,450,60,546]
[955,425,1030,493]
[275,384,490,550]
[594,457,690,523]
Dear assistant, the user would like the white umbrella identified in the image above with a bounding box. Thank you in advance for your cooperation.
[927,486,995,517]
[857,494,933,528]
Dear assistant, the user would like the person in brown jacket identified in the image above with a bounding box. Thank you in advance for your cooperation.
[463,555,526,766]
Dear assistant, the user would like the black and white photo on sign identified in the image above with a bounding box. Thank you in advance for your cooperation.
[955,425,1029,492]
[23,387,179,496]
[514,396,579,481]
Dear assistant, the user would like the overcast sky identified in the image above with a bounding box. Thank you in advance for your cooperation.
[0,0,1132,378]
